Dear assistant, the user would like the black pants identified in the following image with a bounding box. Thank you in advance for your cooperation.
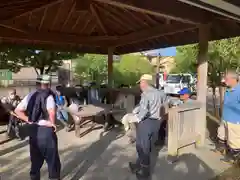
[7,115,21,138]
[29,125,61,180]
[136,119,160,167]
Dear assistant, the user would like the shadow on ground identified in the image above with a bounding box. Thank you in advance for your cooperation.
[1,129,217,180]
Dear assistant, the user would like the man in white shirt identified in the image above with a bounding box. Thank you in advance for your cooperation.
[15,75,61,180]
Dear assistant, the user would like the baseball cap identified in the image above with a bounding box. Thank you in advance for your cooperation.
[40,74,51,84]
[136,74,153,83]
[178,87,191,95]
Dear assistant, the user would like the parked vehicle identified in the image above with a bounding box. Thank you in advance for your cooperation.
[158,73,166,90]
[164,73,195,95]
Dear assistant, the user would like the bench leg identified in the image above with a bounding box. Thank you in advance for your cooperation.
[75,124,81,137]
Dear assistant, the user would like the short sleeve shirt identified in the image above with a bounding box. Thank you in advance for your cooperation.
[16,91,56,111]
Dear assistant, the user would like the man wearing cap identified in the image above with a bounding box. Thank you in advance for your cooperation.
[214,70,240,164]
[15,75,61,180]
[129,74,167,178]
[178,87,193,103]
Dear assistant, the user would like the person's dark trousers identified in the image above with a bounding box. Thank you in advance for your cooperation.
[133,119,160,177]
[29,125,61,180]
[8,115,21,139]
[156,119,167,146]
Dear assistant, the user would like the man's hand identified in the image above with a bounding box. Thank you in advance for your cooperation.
[38,120,57,132]
[52,124,57,132]
[128,114,140,123]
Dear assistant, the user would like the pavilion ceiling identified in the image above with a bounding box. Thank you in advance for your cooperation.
[0,0,239,54]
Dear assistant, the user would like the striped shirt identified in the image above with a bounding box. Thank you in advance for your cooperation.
[136,86,167,121]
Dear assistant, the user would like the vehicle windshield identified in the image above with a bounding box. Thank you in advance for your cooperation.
[166,75,182,83]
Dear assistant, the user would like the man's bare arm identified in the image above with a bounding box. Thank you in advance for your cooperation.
[14,94,30,123]
[46,95,57,128]
[48,108,56,125]
[14,109,30,123]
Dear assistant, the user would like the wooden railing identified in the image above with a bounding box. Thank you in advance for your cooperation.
[167,101,202,156]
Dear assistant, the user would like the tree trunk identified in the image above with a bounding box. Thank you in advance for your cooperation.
[219,86,225,119]
[34,68,39,75]
[211,86,218,118]
[39,67,45,75]
[45,65,52,74]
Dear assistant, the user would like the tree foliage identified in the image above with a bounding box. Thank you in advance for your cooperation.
[74,53,154,86]
[113,54,154,86]
[171,37,240,117]
[171,45,198,73]
[0,47,77,74]
[172,37,240,79]
[74,54,108,83]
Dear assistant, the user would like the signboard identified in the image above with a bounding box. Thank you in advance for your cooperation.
[113,55,121,62]
[0,69,12,80]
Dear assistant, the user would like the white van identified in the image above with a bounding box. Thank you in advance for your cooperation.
[164,74,194,95]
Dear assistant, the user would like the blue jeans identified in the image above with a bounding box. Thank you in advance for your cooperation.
[57,109,68,122]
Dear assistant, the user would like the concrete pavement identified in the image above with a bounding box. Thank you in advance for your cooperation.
[0,122,230,180]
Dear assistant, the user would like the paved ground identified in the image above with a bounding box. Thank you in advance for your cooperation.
[0,121,231,180]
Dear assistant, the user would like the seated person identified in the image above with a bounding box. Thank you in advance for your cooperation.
[55,89,70,130]
[178,87,193,103]
[88,82,100,104]
[169,87,193,107]
[2,89,21,139]
[121,105,140,143]
[8,88,21,107]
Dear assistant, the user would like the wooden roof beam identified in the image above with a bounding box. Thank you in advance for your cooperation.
[90,4,108,34]
[112,23,196,47]
[0,0,64,21]
[93,0,210,24]
[0,27,117,47]
[75,0,91,11]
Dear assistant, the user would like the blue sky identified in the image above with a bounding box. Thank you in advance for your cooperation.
[144,47,176,56]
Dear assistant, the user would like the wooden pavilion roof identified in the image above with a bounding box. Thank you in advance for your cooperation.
[0,0,240,54]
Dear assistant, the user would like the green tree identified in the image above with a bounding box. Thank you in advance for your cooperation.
[26,50,77,75]
[0,47,27,72]
[113,54,154,86]
[0,47,77,75]
[208,37,240,117]
[74,53,154,87]
[172,37,240,117]
[171,44,198,73]
[74,54,108,84]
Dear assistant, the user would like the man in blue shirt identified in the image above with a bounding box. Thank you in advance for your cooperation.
[215,71,240,163]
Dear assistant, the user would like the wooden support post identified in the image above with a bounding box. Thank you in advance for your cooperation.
[196,24,210,147]
[156,56,160,89]
[108,48,114,87]
[107,48,114,103]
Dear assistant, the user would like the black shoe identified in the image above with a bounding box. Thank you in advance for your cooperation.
[212,139,226,155]
[128,137,136,144]
[129,162,140,174]
[223,149,240,165]
[221,153,235,164]
[212,145,226,155]
[135,167,150,179]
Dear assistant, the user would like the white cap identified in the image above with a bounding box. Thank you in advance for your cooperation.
[137,74,153,83]
[40,75,51,84]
